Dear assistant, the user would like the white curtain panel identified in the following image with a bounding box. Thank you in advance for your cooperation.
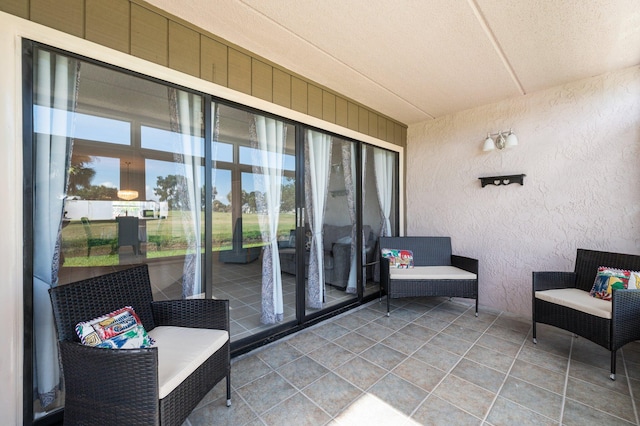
[342,142,357,294]
[252,115,286,323]
[33,50,80,408]
[175,90,204,298]
[374,148,394,237]
[305,130,332,308]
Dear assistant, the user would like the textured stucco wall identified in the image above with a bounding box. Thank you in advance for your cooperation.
[407,66,640,316]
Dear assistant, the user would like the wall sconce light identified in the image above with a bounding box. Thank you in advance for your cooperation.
[117,161,139,201]
[482,129,518,151]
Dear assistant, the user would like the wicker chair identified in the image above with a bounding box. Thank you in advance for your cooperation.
[380,236,478,316]
[49,264,230,425]
[533,248,640,380]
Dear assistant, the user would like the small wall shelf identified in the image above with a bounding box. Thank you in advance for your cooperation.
[478,174,526,188]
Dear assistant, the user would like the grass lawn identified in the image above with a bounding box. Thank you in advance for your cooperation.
[62,211,296,267]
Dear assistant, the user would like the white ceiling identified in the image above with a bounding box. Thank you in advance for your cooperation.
[146,0,640,126]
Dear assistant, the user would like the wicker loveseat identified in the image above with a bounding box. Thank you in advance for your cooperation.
[380,236,479,316]
[49,264,230,425]
[532,248,640,380]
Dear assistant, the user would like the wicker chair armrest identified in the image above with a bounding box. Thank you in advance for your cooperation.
[380,257,390,289]
[532,271,577,291]
[612,289,640,348]
[151,299,229,330]
[58,341,159,425]
[451,255,478,274]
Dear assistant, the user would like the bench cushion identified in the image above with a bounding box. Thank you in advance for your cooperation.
[535,288,611,319]
[389,265,476,280]
[148,326,229,399]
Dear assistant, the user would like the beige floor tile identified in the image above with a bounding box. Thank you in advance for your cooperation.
[260,392,331,426]
[392,357,446,392]
[360,343,407,371]
[301,372,362,417]
[367,373,428,415]
[565,377,636,423]
[432,375,496,419]
[236,371,296,415]
[411,394,482,426]
[562,398,636,426]
[451,358,506,393]
[499,376,562,420]
[486,396,557,426]
[333,356,387,391]
[276,355,330,390]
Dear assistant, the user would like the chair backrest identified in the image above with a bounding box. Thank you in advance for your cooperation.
[117,216,140,246]
[380,236,452,266]
[574,249,640,292]
[49,264,156,342]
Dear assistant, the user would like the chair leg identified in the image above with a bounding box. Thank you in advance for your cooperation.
[475,298,478,317]
[226,373,231,407]
[532,321,537,344]
[610,350,616,381]
[386,292,390,317]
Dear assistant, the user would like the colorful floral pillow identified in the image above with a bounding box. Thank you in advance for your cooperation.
[628,270,640,290]
[76,306,155,349]
[381,248,414,269]
[589,267,630,301]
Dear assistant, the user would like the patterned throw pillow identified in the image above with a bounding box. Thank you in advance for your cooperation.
[381,248,414,269]
[589,267,630,301]
[628,270,640,289]
[76,306,155,349]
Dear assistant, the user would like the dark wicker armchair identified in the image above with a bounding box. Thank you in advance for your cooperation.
[380,236,479,316]
[49,264,230,425]
[533,248,640,380]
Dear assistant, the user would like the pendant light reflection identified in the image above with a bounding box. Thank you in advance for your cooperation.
[117,161,138,201]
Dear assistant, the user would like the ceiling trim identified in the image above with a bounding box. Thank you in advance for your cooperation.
[468,0,526,96]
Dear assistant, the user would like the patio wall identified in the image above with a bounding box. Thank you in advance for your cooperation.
[406,65,640,317]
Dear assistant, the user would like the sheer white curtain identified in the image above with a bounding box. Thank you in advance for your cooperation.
[342,142,357,294]
[169,89,204,298]
[251,115,286,323]
[374,147,394,237]
[33,49,80,408]
[305,130,332,308]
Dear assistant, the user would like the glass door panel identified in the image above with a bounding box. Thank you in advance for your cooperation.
[304,132,358,315]
[31,46,205,421]
[362,144,399,287]
[212,104,296,341]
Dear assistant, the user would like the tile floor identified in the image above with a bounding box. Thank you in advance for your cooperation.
[186,296,640,425]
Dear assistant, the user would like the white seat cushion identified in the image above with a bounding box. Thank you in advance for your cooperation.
[535,288,612,319]
[148,326,229,399]
[389,265,477,280]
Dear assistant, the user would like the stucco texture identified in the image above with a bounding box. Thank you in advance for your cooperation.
[407,66,640,316]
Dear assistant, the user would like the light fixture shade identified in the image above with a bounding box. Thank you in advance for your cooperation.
[482,135,495,151]
[505,132,518,148]
[117,189,139,201]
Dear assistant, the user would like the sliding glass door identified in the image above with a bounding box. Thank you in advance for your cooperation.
[24,41,400,423]
[304,131,360,315]
[212,104,297,340]
[27,44,207,421]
